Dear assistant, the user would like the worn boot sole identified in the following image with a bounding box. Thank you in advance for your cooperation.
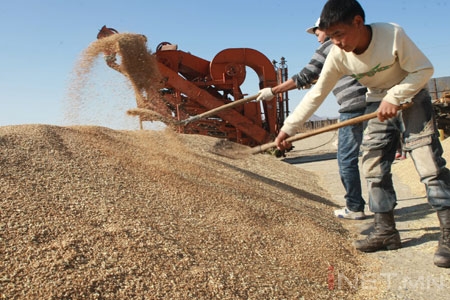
[433,257,450,268]
[433,245,450,268]
[354,234,402,252]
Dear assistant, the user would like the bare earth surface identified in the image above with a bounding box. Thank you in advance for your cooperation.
[287,131,450,300]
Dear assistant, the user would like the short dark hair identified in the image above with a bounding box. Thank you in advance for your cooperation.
[319,0,365,30]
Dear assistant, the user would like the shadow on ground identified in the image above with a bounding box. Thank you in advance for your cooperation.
[282,152,337,164]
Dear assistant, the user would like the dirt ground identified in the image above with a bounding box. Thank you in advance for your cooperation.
[287,131,450,300]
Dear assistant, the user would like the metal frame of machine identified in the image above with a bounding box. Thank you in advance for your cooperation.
[152,43,285,146]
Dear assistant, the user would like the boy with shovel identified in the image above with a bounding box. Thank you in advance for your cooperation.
[257,18,367,221]
[274,0,450,268]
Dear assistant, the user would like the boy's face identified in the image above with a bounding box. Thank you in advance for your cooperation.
[314,29,328,44]
[324,15,367,54]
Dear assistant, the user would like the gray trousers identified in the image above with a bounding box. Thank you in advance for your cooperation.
[361,89,450,213]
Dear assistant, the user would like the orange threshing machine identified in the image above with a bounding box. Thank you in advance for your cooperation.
[97,27,289,147]
[153,43,286,146]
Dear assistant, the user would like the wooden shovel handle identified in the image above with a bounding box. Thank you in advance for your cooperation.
[249,102,413,155]
[178,94,259,125]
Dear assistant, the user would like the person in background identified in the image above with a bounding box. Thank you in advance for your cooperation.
[257,18,368,220]
[273,0,450,268]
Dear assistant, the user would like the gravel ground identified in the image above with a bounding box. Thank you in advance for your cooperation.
[0,125,383,299]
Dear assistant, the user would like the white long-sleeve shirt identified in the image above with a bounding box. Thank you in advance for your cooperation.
[281,22,434,136]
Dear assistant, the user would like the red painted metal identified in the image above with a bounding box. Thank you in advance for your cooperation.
[153,45,281,146]
[97,29,285,146]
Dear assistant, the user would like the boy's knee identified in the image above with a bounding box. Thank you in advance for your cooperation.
[362,149,384,178]
[409,145,441,180]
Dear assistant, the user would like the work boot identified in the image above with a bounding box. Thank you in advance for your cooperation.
[434,208,450,268]
[354,211,402,252]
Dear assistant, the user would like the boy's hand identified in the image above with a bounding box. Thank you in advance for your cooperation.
[377,101,399,122]
[275,131,292,150]
[257,88,275,101]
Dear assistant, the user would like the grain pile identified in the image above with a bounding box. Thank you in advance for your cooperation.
[0,125,375,299]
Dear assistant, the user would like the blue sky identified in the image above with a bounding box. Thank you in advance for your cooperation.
[1,0,449,129]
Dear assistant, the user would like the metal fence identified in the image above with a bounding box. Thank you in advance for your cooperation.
[300,118,339,131]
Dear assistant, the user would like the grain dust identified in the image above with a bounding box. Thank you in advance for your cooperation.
[65,33,171,128]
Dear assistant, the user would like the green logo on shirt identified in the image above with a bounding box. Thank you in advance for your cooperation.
[351,63,393,80]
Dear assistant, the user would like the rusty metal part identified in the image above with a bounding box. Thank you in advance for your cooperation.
[97,25,118,39]
[429,76,450,138]
[154,47,279,146]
